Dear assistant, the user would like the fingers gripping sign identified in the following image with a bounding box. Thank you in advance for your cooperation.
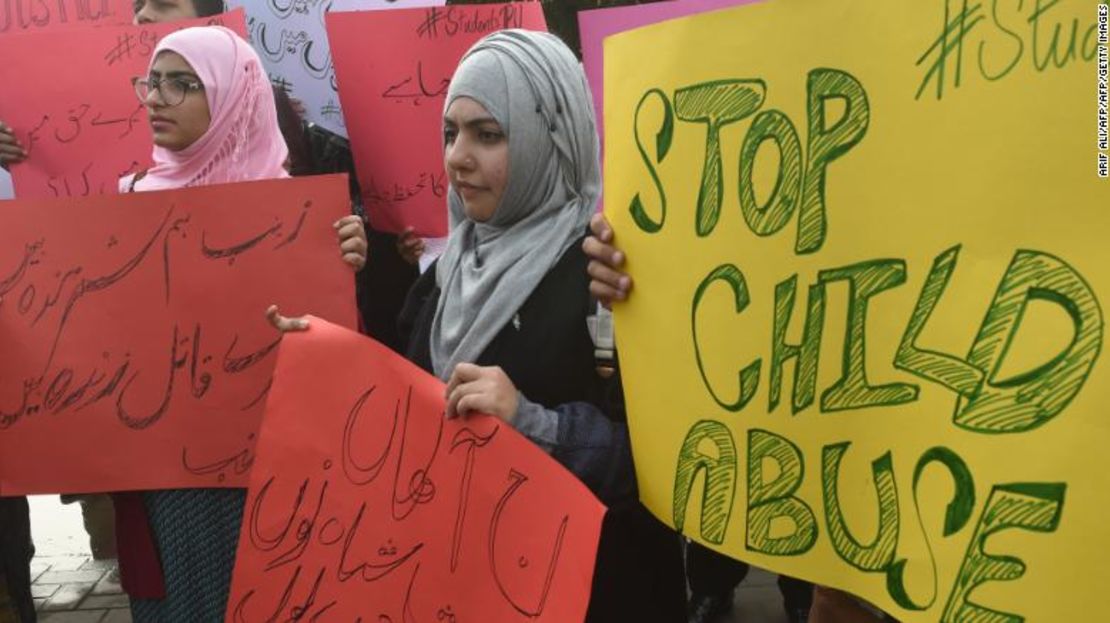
[266,304,310,333]
[444,363,519,423]
[335,215,368,272]
[584,212,632,308]
[0,121,29,170]
[397,226,426,266]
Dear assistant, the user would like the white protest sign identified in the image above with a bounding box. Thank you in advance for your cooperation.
[227,0,444,137]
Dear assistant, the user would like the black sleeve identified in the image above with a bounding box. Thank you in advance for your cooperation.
[396,262,439,362]
[357,230,419,353]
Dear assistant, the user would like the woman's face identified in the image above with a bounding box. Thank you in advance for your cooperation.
[142,51,211,152]
[132,0,198,25]
[443,97,509,223]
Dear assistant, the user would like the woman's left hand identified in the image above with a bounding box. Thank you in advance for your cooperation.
[396,226,425,266]
[445,363,518,422]
[336,215,368,272]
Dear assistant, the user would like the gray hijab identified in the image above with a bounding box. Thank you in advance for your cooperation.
[429,30,601,380]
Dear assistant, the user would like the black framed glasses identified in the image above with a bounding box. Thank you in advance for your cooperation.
[131,76,204,107]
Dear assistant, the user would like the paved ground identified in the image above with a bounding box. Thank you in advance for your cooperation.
[724,567,792,623]
[26,495,789,623]
[28,496,130,623]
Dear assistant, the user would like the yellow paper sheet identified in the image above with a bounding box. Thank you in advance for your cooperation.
[604,0,1109,619]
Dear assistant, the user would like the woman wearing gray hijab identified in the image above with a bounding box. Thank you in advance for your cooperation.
[400,29,687,622]
[270,28,687,622]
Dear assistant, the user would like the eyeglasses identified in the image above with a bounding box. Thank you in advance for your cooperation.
[131,76,204,107]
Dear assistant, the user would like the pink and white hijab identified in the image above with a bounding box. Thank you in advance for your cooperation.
[123,25,288,192]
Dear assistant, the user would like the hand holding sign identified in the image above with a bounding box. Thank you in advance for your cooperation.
[227,318,604,622]
[0,121,27,168]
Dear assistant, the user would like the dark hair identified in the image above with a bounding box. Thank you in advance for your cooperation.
[271,85,315,177]
[190,0,225,17]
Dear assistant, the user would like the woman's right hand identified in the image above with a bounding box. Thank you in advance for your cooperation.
[583,213,632,309]
[0,121,27,170]
[266,305,310,333]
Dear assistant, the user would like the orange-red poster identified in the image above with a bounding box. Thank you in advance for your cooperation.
[0,10,246,199]
[0,175,357,495]
[227,318,605,623]
[0,0,132,34]
[326,2,547,237]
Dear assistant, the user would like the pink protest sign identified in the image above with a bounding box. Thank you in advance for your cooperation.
[579,0,758,146]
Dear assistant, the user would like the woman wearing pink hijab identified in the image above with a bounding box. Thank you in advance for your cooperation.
[115,26,367,621]
[123,33,287,191]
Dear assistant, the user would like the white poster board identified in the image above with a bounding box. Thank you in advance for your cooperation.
[227,0,444,137]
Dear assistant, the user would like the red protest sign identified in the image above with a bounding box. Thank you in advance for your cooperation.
[0,174,357,495]
[327,2,547,237]
[0,10,247,200]
[0,0,132,34]
[227,318,604,623]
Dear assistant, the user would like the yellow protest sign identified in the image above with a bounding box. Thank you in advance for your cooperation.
[604,0,1108,620]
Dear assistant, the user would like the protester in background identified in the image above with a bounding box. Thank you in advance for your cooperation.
[272,85,421,351]
[2,0,422,348]
[145,0,425,348]
[132,0,224,23]
[272,85,314,176]
[270,29,688,622]
[114,26,366,621]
